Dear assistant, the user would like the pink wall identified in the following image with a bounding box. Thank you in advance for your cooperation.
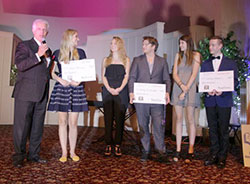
[2,0,119,17]
[0,0,249,54]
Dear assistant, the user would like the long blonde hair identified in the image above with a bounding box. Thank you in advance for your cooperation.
[178,35,194,66]
[59,29,79,62]
[105,36,128,67]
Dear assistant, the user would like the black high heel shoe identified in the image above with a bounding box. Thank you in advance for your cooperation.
[114,145,122,157]
[173,151,181,162]
[184,152,195,163]
[104,145,112,156]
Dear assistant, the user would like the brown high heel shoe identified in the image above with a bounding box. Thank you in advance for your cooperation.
[104,145,112,156]
[114,145,122,157]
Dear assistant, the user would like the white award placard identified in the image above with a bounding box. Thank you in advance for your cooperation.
[61,59,96,82]
[199,71,234,92]
[133,83,166,104]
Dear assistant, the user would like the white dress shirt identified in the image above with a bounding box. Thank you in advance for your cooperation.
[212,53,223,72]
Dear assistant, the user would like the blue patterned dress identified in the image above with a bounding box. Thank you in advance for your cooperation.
[47,48,88,112]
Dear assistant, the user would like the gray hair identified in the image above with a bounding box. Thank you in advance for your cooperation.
[32,19,49,31]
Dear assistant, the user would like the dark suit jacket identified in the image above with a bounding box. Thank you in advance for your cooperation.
[200,55,238,107]
[128,54,171,93]
[12,38,53,102]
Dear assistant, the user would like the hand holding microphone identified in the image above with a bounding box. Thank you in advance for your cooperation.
[37,40,49,57]
[42,40,53,57]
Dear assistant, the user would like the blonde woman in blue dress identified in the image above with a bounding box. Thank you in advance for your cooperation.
[48,29,88,162]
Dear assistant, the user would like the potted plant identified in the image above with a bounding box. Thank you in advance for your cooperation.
[10,64,17,86]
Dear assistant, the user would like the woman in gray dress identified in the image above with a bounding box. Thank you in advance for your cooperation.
[171,35,201,162]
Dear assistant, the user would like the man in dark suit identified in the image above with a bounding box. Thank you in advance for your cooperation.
[201,36,238,169]
[128,36,171,162]
[12,19,53,168]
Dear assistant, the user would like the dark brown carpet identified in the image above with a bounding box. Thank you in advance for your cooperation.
[0,125,249,184]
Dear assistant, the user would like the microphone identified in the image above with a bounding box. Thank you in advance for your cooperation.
[42,39,52,58]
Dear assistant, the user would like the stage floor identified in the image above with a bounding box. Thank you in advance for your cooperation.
[0,125,249,183]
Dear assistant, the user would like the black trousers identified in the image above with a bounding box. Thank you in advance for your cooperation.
[206,106,231,160]
[103,93,126,145]
[13,93,48,163]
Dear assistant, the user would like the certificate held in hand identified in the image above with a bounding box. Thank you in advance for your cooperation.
[133,82,166,104]
[199,71,234,92]
[61,59,96,82]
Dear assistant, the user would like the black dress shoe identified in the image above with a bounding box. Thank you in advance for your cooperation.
[29,157,47,163]
[156,153,171,165]
[13,161,23,168]
[217,160,226,169]
[204,155,218,166]
[140,152,151,162]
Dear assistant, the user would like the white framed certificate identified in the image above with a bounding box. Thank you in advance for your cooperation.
[133,83,166,104]
[199,71,234,92]
[61,59,96,82]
